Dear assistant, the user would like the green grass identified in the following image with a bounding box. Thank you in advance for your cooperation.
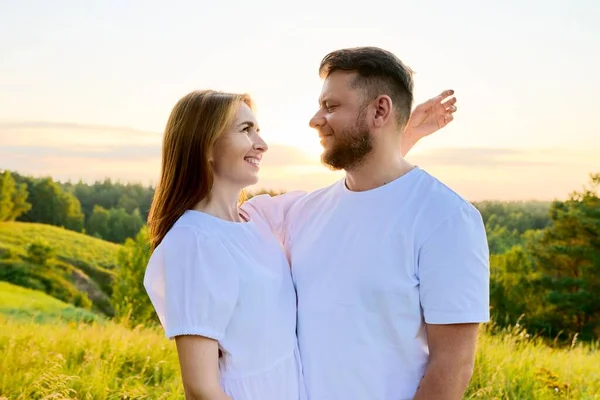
[0,221,120,270]
[0,281,103,324]
[0,313,598,399]
[467,324,600,399]
[0,317,183,399]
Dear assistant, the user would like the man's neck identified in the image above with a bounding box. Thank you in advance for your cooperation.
[344,146,415,192]
[193,180,245,222]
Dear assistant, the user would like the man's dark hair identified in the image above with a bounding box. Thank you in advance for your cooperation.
[319,46,414,129]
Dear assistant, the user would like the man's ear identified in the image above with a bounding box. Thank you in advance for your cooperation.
[373,95,393,128]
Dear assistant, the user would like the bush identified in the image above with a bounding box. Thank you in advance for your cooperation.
[24,238,56,266]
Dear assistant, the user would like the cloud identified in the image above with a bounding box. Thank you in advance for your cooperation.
[0,121,322,186]
[1,144,160,160]
[0,121,157,135]
[0,121,161,147]
[0,121,315,165]
[410,147,569,168]
[1,121,597,200]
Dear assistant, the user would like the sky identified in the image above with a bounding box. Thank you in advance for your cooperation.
[1,0,598,201]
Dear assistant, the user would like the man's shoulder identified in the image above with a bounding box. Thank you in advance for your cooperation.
[409,169,483,232]
[420,170,475,207]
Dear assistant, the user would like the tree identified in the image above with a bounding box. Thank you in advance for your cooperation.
[107,207,131,243]
[19,177,64,225]
[87,205,110,240]
[60,191,85,232]
[111,226,157,326]
[527,173,600,341]
[18,177,84,231]
[489,244,545,330]
[0,170,31,221]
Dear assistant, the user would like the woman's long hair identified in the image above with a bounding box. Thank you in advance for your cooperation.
[148,89,253,251]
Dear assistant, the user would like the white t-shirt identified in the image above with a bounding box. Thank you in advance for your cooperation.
[252,167,490,400]
[143,210,307,400]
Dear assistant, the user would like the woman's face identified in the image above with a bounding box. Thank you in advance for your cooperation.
[211,102,268,189]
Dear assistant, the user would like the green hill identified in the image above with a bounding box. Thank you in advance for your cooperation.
[0,281,103,324]
[0,222,122,316]
[0,221,120,268]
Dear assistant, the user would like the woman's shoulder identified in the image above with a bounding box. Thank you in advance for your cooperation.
[164,212,210,240]
[162,210,260,255]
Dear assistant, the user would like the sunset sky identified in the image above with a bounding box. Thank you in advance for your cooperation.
[1,0,598,201]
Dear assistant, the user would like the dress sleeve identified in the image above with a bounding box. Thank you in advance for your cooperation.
[417,205,490,325]
[143,226,240,340]
[241,190,307,242]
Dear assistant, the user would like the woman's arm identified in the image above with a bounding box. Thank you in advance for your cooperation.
[175,336,231,400]
[143,228,240,400]
[401,89,458,157]
[241,190,307,243]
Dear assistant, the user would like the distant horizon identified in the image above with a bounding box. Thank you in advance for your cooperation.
[3,165,576,204]
[2,120,596,203]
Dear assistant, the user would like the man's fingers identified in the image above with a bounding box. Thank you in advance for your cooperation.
[419,90,455,109]
[445,104,458,113]
[440,89,455,99]
[442,96,457,107]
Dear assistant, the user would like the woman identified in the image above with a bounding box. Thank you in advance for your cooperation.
[144,90,305,400]
[143,89,456,399]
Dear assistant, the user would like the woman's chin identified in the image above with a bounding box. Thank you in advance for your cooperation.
[248,175,260,186]
[239,173,260,188]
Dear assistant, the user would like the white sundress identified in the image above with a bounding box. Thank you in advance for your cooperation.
[144,206,307,399]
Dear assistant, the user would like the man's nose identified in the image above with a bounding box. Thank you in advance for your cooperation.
[309,111,326,129]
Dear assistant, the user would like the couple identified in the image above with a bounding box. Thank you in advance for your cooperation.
[144,46,490,400]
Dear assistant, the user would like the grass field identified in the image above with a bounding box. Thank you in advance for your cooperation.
[0,312,598,399]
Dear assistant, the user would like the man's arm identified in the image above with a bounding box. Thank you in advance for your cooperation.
[401,89,458,157]
[416,204,490,399]
[412,323,479,400]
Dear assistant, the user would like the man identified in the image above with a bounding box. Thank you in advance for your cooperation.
[284,47,490,399]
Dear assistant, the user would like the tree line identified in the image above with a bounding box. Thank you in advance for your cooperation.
[0,170,152,243]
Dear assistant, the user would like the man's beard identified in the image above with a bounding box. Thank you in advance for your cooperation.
[321,114,373,171]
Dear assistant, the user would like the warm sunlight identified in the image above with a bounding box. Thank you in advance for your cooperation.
[1,2,599,399]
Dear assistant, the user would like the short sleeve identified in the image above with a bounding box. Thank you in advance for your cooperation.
[417,205,490,325]
[241,191,307,242]
[143,226,239,340]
